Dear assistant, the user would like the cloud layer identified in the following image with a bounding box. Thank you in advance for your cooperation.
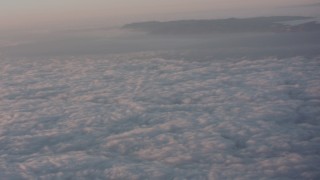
[0,56,319,179]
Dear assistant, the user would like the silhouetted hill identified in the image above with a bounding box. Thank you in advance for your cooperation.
[123,16,320,34]
[296,2,320,7]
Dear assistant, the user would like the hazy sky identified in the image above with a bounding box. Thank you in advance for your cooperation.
[0,0,318,31]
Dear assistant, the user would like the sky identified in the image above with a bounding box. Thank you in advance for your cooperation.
[0,0,319,31]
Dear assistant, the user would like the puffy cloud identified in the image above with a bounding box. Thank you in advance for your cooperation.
[0,56,319,179]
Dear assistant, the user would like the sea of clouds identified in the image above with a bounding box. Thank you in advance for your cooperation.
[0,56,319,179]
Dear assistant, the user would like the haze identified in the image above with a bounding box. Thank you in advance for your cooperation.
[1,0,318,31]
[1,0,320,179]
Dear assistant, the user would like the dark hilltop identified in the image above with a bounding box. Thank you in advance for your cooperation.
[123,16,320,35]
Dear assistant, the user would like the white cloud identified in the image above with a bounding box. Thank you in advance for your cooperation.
[0,56,319,179]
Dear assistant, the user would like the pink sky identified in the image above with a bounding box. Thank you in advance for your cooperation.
[0,0,318,31]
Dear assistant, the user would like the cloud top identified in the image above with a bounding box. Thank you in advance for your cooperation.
[0,56,319,179]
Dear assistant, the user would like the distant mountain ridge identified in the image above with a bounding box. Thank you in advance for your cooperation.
[296,2,320,7]
[123,16,320,35]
